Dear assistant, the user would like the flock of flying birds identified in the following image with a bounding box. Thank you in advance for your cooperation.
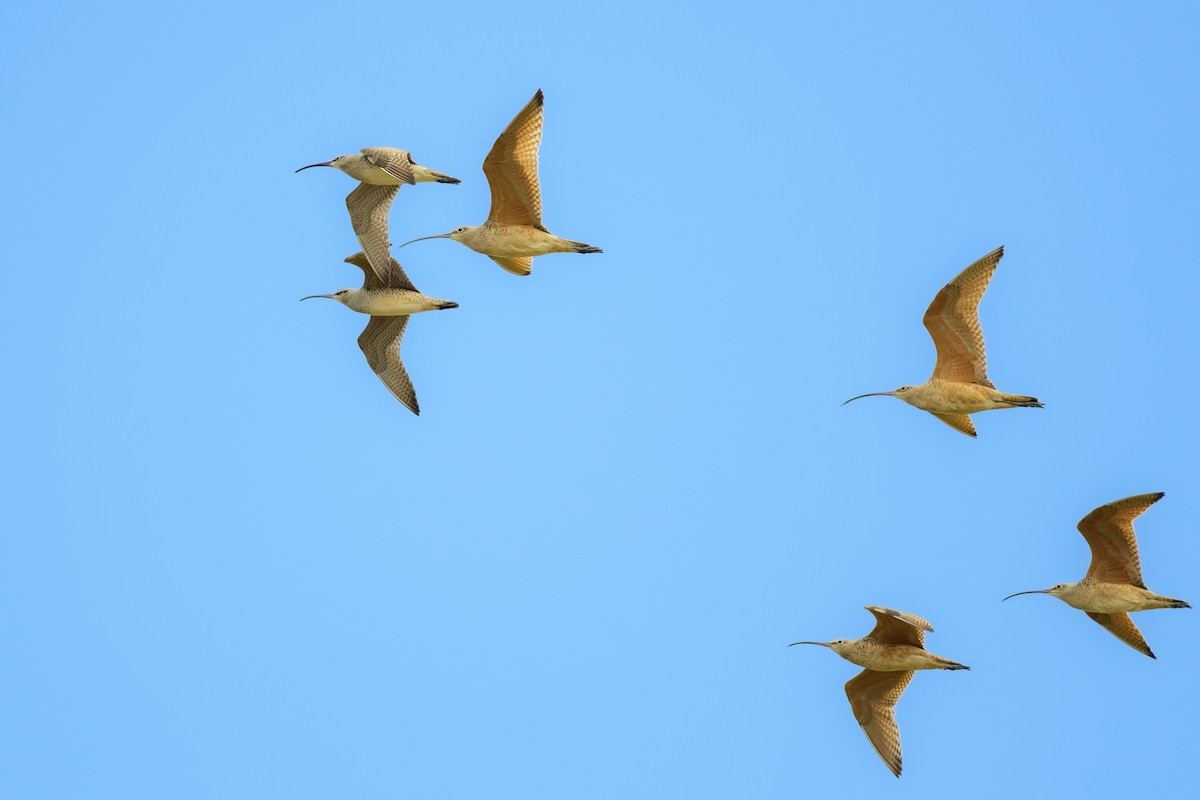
[296,89,601,414]
[295,90,1187,779]
[795,248,1190,776]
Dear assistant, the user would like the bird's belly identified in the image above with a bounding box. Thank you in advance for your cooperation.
[472,228,562,257]
[908,383,998,414]
[847,645,931,671]
[355,291,434,316]
[1064,584,1148,613]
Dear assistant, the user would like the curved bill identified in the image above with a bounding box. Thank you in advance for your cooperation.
[787,641,831,648]
[842,391,896,406]
[398,233,452,248]
[300,294,335,301]
[295,162,333,173]
[1001,589,1051,601]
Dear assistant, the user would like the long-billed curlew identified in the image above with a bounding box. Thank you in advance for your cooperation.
[1003,493,1190,658]
[399,90,602,276]
[843,246,1042,437]
[789,606,969,778]
[302,252,458,415]
[296,148,460,286]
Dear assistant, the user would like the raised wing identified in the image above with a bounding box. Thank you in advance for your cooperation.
[482,89,545,229]
[361,147,416,185]
[346,183,401,286]
[358,316,418,415]
[845,669,913,778]
[344,252,417,293]
[865,606,931,647]
[1085,612,1155,658]
[1077,492,1163,588]
[923,246,1003,386]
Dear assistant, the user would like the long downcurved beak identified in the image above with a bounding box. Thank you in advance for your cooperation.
[300,294,335,301]
[1001,589,1051,601]
[842,391,896,406]
[398,233,452,248]
[295,162,333,173]
[787,641,831,648]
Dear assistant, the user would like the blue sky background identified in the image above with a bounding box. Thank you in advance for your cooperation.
[3,1,1198,797]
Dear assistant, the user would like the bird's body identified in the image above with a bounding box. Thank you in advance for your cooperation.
[844,246,1042,437]
[790,606,968,778]
[334,287,456,317]
[400,89,601,276]
[302,252,458,415]
[829,639,969,672]
[1003,493,1190,658]
[296,148,460,285]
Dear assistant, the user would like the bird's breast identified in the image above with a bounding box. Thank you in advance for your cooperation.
[351,290,442,316]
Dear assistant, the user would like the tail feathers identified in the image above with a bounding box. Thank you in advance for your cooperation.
[1000,394,1043,408]
[436,301,460,310]
[940,660,970,671]
[570,241,603,254]
[432,172,462,184]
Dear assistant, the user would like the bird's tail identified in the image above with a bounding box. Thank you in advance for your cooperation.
[999,394,1043,408]
[933,655,970,670]
[569,241,603,254]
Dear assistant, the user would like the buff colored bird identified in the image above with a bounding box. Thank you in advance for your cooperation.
[296,148,460,286]
[400,89,602,276]
[302,252,458,415]
[844,246,1042,437]
[1003,493,1190,658]
[790,606,969,778]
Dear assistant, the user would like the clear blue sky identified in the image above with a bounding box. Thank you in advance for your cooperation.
[3,1,1198,797]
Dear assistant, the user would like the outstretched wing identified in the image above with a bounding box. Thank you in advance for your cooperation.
[1085,612,1155,658]
[845,669,913,778]
[865,606,931,647]
[346,183,401,286]
[360,147,416,185]
[923,246,1003,386]
[1077,493,1163,588]
[358,316,417,415]
[483,89,545,229]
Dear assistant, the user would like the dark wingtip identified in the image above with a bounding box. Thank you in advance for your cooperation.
[438,176,462,184]
[533,88,545,104]
[438,301,460,310]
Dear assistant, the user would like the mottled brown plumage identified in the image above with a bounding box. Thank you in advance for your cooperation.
[1003,493,1190,658]
[844,246,1043,437]
[296,148,460,285]
[399,90,602,275]
[790,606,968,778]
[301,252,458,415]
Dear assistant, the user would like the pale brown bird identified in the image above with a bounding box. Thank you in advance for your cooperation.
[844,246,1042,437]
[302,252,458,414]
[1003,493,1190,658]
[400,89,602,276]
[296,148,460,286]
[790,606,969,778]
